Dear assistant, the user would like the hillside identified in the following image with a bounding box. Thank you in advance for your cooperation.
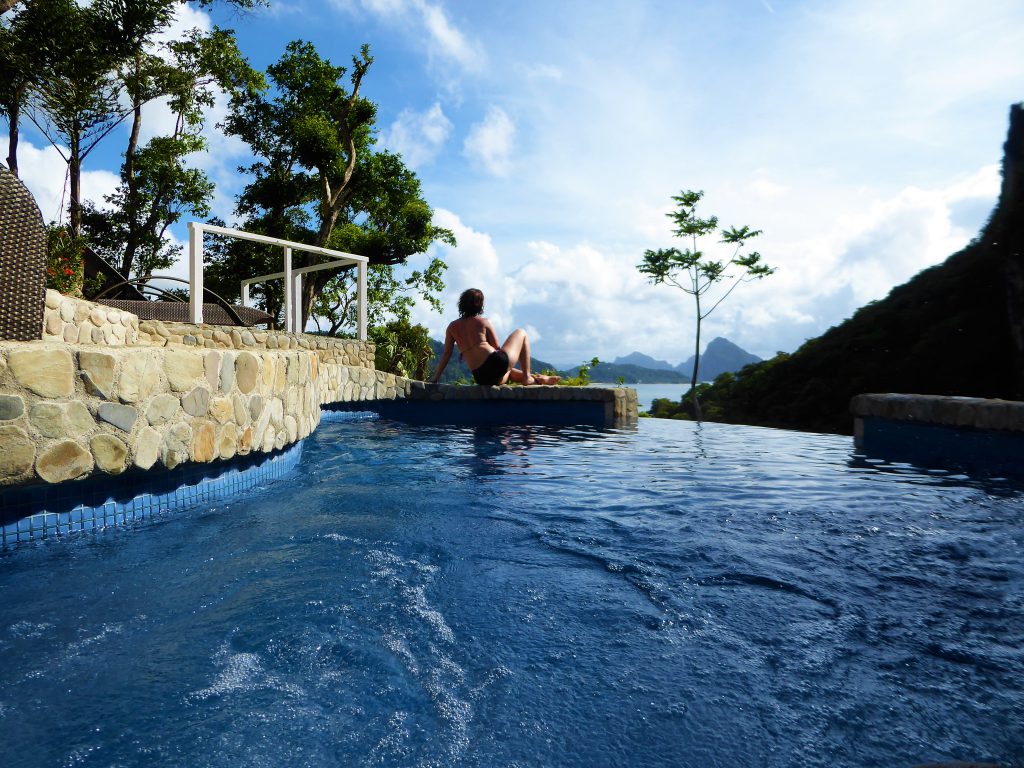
[613,352,676,371]
[584,362,689,384]
[655,104,1024,435]
[676,337,762,380]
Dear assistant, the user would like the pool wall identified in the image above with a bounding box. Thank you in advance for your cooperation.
[851,393,1024,474]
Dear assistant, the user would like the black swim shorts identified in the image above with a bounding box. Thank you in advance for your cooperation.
[472,350,510,385]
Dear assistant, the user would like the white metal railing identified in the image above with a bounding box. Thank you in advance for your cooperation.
[187,222,368,340]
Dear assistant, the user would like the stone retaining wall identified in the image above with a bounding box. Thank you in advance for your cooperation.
[39,290,373,369]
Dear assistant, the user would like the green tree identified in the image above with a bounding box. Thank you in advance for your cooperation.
[220,40,454,327]
[638,190,774,419]
[81,28,262,278]
[2,0,262,238]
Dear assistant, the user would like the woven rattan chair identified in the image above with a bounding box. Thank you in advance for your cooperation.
[0,166,46,341]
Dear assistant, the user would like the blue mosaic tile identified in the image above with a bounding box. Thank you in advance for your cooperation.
[1,440,304,549]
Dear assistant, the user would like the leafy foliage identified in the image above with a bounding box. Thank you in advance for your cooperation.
[370,319,434,380]
[44,224,87,295]
[218,40,455,327]
[559,358,601,387]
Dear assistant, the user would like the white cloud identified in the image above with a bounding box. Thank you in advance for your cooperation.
[333,0,483,72]
[463,107,515,177]
[381,102,452,168]
[413,0,482,71]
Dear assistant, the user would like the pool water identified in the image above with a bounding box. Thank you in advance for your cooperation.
[1,417,1022,767]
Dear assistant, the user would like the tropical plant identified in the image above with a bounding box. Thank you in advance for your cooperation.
[44,224,87,295]
[560,357,600,387]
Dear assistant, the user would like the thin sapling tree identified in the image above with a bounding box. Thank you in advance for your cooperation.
[638,189,774,420]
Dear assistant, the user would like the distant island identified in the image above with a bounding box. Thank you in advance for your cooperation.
[575,338,761,383]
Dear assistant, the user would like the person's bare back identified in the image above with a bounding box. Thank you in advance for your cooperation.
[430,288,561,386]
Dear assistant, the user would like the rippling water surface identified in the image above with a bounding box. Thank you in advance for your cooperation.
[1,417,1023,767]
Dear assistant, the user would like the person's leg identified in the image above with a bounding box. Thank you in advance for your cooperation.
[500,329,531,384]
[501,329,561,385]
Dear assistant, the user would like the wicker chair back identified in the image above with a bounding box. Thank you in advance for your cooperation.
[0,167,46,341]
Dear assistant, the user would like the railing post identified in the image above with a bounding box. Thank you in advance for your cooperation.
[292,272,303,333]
[188,222,204,324]
[283,246,292,333]
[240,282,249,308]
[357,259,367,342]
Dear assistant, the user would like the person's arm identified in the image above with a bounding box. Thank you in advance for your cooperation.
[484,319,500,349]
[431,326,455,383]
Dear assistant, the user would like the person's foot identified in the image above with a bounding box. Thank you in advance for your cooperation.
[527,374,560,385]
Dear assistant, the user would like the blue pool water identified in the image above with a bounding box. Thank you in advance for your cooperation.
[1,417,1022,767]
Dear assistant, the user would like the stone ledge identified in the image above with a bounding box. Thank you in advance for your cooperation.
[850,393,1024,433]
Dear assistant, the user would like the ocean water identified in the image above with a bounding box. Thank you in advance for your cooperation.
[0,417,1022,767]
[626,383,690,411]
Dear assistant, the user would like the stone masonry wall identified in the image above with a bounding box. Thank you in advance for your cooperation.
[42,290,140,346]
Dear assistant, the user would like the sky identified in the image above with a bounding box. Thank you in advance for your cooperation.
[7,0,1024,368]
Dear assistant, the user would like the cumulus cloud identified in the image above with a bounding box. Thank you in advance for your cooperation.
[332,0,483,72]
[463,107,515,177]
[718,163,1002,356]
[381,102,453,168]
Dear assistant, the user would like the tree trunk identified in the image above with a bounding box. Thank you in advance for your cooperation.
[120,98,144,278]
[5,99,19,176]
[68,133,82,238]
[691,294,703,420]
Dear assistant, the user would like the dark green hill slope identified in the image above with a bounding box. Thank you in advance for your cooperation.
[659,104,1024,435]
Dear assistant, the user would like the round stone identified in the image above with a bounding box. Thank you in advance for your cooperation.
[146,393,181,426]
[192,420,217,463]
[0,425,35,478]
[9,348,75,398]
[0,394,25,421]
[45,289,61,309]
[119,354,160,403]
[181,386,211,417]
[134,427,161,470]
[36,440,93,483]
[164,349,205,392]
[91,434,128,474]
[218,423,238,460]
[235,352,259,394]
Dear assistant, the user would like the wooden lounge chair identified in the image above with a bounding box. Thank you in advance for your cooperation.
[0,166,46,341]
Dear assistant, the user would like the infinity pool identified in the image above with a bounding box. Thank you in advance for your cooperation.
[1,417,1022,767]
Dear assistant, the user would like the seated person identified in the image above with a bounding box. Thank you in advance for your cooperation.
[431,288,560,386]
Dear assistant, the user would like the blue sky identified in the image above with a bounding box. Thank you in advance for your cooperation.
[10,0,1024,367]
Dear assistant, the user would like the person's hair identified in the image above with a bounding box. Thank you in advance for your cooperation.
[458,288,484,318]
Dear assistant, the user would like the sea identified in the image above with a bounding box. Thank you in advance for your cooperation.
[594,382,696,412]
